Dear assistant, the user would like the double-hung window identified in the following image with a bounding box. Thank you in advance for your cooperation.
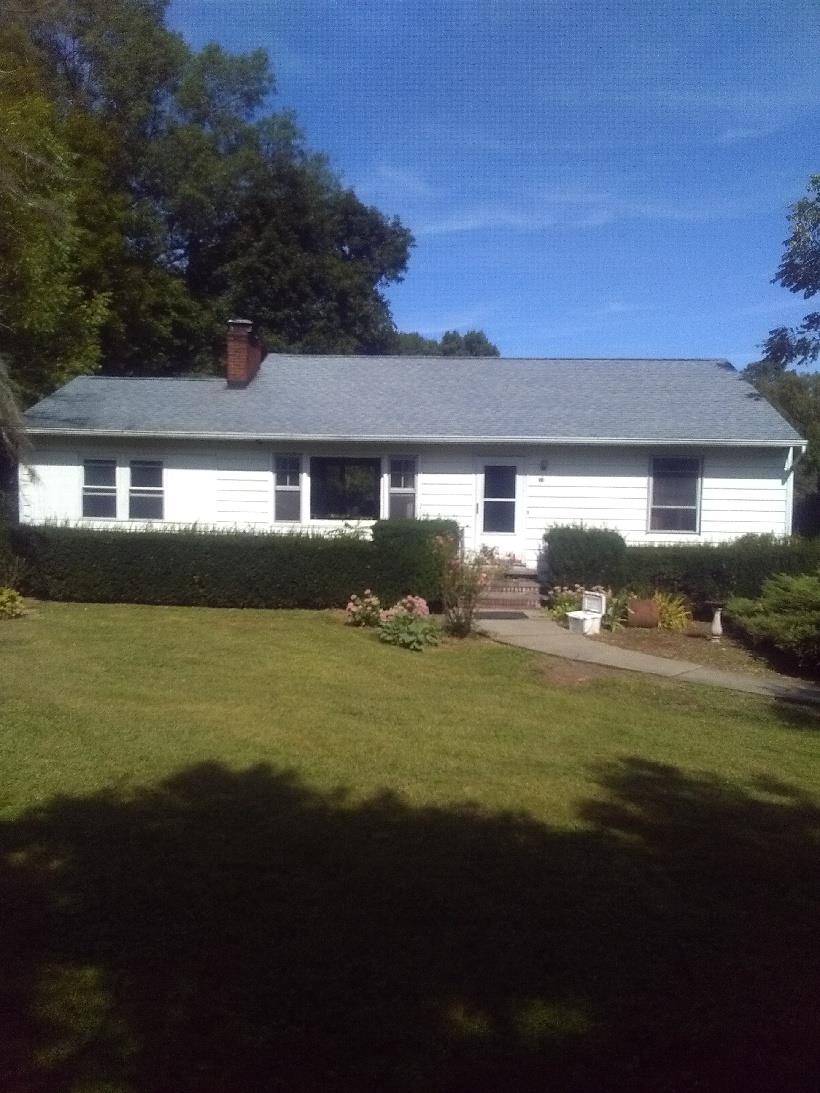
[649,457,700,532]
[129,461,164,520]
[274,454,301,521]
[82,460,117,518]
[388,458,416,519]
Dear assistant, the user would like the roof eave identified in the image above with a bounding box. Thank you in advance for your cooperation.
[22,426,807,448]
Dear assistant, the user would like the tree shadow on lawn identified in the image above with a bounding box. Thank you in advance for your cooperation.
[1,758,818,1093]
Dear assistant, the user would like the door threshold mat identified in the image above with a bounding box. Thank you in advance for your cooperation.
[476,611,530,620]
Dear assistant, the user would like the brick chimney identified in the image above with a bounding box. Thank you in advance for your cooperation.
[226,318,263,387]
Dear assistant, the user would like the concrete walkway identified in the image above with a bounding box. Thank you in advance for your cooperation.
[479,613,820,704]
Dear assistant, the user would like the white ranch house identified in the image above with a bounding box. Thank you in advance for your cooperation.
[20,320,806,568]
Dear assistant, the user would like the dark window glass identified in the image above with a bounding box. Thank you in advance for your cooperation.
[484,500,515,533]
[130,461,162,489]
[83,492,117,518]
[649,507,698,532]
[275,489,301,521]
[390,458,416,491]
[83,460,117,517]
[275,455,300,488]
[650,458,699,533]
[484,465,516,499]
[310,457,380,519]
[129,494,164,520]
[653,475,698,507]
[129,461,163,520]
[389,493,415,519]
[84,460,116,488]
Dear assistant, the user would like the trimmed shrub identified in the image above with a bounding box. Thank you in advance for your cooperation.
[371,518,460,605]
[623,535,820,608]
[728,572,820,670]
[542,526,627,588]
[541,530,820,612]
[10,525,375,609]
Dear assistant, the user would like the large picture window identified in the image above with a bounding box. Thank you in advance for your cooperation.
[649,457,700,532]
[274,454,301,521]
[310,457,381,520]
[82,460,117,518]
[388,458,416,519]
[129,461,164,520]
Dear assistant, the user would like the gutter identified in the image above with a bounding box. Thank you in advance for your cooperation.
[22,427,807,448]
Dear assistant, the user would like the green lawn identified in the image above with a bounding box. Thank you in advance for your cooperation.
[1,602,819,1092]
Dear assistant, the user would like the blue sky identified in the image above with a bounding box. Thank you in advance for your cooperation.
[168,1,818,365]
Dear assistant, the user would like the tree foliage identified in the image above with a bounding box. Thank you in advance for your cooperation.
[392,329,500,356]
[758,174,820,371]
[747,174,820,533]
[0,21,109,403]
[2,0,415,400]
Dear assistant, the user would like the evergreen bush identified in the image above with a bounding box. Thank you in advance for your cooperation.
[10,519,460,609]
[541,528,820,612]
[371,518,460,605]
[10,526,373,609]
[542,526,627,588]
[728,571,820,669]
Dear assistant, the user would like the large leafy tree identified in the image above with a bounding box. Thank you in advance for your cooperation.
[747,174,820,533]
[757,175,820,371]
[0,20,108,402]
[5,0,413,392]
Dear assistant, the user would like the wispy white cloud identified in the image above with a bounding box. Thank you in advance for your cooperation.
[413,189,757,236]
[714,123,784,145]
[662,85,820,113]
[356,163,439,205]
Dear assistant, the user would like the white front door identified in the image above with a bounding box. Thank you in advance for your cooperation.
[474,458,525,560]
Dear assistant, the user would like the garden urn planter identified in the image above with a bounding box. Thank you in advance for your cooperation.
[626,597,660,628]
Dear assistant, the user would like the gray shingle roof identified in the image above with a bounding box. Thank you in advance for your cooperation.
[23,355,805,446]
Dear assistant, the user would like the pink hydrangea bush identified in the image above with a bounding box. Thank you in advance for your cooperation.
[346,589,382,627]
[379,594,430,622]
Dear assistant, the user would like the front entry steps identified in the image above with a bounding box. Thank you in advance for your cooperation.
[478,574,541,612]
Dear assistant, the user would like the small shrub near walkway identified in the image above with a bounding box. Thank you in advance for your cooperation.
[728,571,820,671]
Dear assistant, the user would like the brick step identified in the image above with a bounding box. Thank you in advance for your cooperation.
[479,602,541,610]
[479,583,541,609]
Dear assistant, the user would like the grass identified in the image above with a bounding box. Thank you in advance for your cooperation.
[1,601,819,1092]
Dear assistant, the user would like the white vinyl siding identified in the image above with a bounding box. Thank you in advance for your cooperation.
[700,449,789,536]
[215,451,272,526]
[415,451,477,544]
[19,439,796,566]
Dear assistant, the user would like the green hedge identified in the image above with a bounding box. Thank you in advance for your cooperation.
[624,536,820,605]
[9,519,459,609]
[542,525,628,588]
[371,518,459,605]
[541,526,820,610]
[10,526,373,608]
